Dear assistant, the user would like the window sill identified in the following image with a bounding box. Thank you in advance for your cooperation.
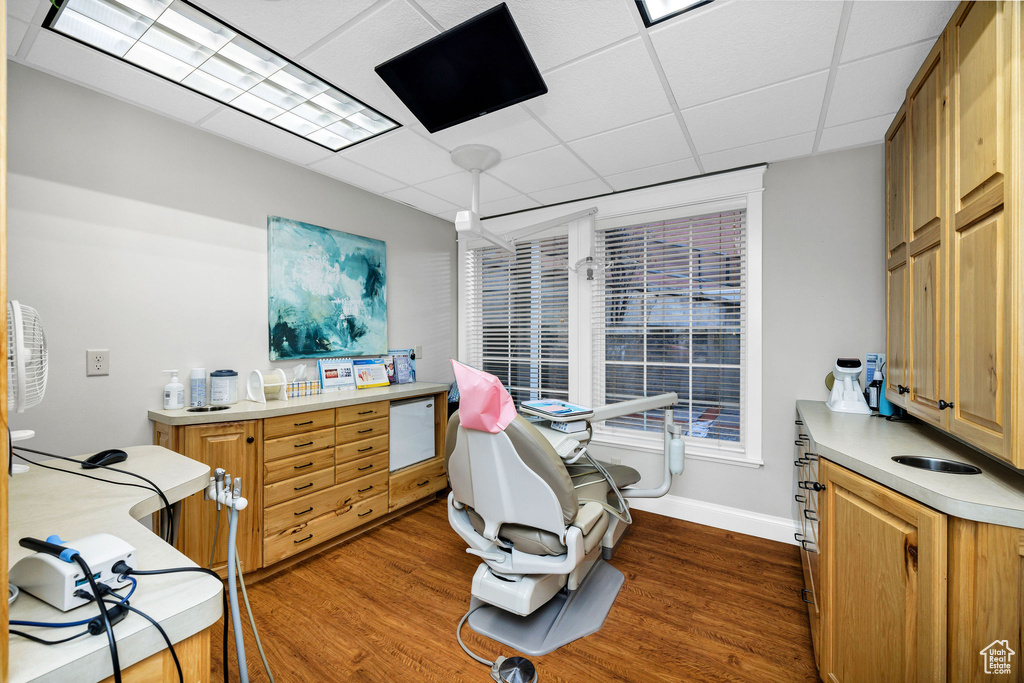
[590,431,764,469]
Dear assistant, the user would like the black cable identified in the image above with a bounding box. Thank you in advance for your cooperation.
[102,599,183,683]
[10,628,90,645]
[74,555,121,683]
[12,448,175,543]
[118,565,228,683]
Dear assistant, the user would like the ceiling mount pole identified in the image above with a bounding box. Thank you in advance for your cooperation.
[471,169,481,215]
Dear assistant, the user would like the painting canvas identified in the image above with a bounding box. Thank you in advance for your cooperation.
[268,216,387,360]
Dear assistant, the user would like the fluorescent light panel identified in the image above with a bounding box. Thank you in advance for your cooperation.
[44,0,399,151]
[636,0,714,26]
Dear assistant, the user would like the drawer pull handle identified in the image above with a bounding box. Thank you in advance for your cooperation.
[798,481,825,492]
[294,420,313,426]
[294,507,314,516]
[804,453,819,462]
[795,420,804,426]
[357,464,374,471]
[795,458,808,467]
[417,479,430,487]
[294,534,313,544]
[357,428,373,434]
[939,399,954,410]
[294,462,314,470]
[794,494,806,504]
[358,486,373,493]
[804,509,818,522]
[358,446,373,453]
[794,440,804,447]
[795,533,818,553]
[294,441,313,448]
[897,384,909,395]
[798,433,809,440]
[358,509,373,517]
[800,588,815,604]
[358,410,374,415]
[294,483,313,491]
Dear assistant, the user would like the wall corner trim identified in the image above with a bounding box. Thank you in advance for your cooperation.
[628,494,798,545]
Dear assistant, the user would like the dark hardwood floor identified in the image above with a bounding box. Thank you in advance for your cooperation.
[210,498,818,682]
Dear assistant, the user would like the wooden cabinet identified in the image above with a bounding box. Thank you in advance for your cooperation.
[884,0,1024,465]
[792,420,821,669]
[818,460,947,682]
[178,421,263,574]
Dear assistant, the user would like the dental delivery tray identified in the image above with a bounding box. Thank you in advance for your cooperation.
[10,533,136,611]
[520,399,594,421]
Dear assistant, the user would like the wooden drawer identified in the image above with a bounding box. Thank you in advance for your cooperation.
[389,457,447,511]
[264,466,334,507]
[336,434,389,464]
[336,417,388,444]
[336,401,389,426]
[336,451,388,484]
[263,492,388,565]
[265,427,334,462]
[263,409,334,440]
[263,470,388,536]
[264,447,334,485]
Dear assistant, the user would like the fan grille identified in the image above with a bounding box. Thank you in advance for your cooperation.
[7,301,48,413]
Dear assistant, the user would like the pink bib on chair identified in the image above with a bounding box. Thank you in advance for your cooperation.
[450,360,517,433]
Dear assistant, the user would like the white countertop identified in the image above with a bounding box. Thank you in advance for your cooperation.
[148,381,450,426]
[8,446,221,683]
[797,400,1024,528]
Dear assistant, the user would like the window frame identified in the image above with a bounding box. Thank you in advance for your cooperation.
[458,166,765,467]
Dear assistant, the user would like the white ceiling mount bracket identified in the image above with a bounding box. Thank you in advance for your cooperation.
[450,144,502,173]
[452,144,514,253]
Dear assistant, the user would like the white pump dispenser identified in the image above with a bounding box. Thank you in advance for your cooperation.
[163,369,184,410]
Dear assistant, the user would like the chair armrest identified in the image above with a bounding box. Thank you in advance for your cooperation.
[572,502,604,536]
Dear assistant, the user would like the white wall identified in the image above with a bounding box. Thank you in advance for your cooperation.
[590,144,886,522]
[6,64,457,456]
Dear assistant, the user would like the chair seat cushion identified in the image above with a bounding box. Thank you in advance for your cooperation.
[466,504,610,557]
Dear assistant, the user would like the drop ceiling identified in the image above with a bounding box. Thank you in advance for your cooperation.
[7,0,957,222]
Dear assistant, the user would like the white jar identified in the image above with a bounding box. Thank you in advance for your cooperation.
[210,369,238,405]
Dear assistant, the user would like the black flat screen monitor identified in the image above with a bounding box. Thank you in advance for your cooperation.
[374,4,547,134]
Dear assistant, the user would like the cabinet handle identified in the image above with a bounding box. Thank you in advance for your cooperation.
[358,485,373,493]
[294,507,313,516]
[800,588,815,604]
[804,453,819,462]
[795,533,817,553]
[897,384,909,395]
[795,458,808,467]
[357,428,373,434]
[798,481,826,492]
[804,509,818,522]
[294,534,313,544]
[358,509,373,517]
[357,464,374,471]
[794,494,806,504]
[798,433,809,440]
[357,446,373,453]
[246,437,254,444]
[417,479,430,487]
[294,420,313,427]
[795,420,804,426]
[294,441,313,448]
[294,462,313,470]
[939,400,955,410]
[794,440,805,447]
[358,410,374,415]
[294,483,313,491]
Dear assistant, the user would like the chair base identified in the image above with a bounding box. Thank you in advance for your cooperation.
[601,514,631,560]
[467,559,625,656]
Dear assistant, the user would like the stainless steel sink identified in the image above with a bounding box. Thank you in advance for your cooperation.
[891,455,981,474]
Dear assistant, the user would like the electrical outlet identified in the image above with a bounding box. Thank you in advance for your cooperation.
[610,458,622,466]
[415,345,423,360]
[86,349,109,377]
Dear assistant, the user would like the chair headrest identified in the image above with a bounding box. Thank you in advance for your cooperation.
[450,360,517,433]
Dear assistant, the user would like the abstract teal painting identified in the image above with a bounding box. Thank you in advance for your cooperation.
[268,216,387,360]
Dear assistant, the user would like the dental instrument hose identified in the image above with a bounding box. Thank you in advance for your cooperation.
[227,503,249,683]
[235,546,275,683]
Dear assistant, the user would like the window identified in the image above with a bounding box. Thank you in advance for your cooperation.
[592,210,746,448]
[459,167,764,466]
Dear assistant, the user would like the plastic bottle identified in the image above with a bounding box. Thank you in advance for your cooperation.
[669,424,685,475]
[190,368,206,407]
[163,370,185,410]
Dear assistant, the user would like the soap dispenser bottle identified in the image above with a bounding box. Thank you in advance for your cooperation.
[163,369,185,410]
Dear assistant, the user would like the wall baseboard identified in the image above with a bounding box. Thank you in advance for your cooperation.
[628,494,798,545]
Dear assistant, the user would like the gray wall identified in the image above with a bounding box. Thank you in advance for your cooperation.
[6,63,457,456]
[590,144,886,520]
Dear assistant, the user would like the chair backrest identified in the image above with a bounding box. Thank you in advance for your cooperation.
[446,411,577,541]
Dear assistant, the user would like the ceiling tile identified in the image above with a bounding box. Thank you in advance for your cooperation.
[7,0,40,23]
[200,0,377,58]
[841,1,956,63]
[423,106,558,159]
[701,132,814,173]
[652,0,842,109]
[8,17,29,57]
[825,41,933,127]
[568,114,691,177]
[528,178,610,207]
[302,0,438,127]
[384,186,459,215]
[308,155,406,194]
[604,158,701,192]
[684,71,828,155]
[415,0,638,72]
[26,31,221,124]
[819,113,894,152]
[524,37,672,142]
[487,145,597,194]
[415,172,519,207]
[481,194,541,218]
[340,128,455,186]
[201,108,334,166]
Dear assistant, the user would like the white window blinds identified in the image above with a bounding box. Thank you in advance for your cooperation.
[464,235,570,406]
[592,209,747,447]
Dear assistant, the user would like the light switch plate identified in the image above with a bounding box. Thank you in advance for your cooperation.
[87,349,109,376]
[415,345,423,360]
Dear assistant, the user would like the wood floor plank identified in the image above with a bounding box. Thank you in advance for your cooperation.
[210,499,817,682]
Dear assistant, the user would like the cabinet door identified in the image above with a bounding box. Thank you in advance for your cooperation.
[179,421,263,574]
[819,460,946,682]
[885,109,910,407]
[906,39,947,427]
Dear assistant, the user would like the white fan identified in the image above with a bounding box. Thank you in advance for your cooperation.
[7,300,48,414]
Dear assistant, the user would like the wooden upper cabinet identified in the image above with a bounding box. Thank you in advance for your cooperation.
[909,43,945,240]
[819,461,946,682]
[886,108,909,407]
